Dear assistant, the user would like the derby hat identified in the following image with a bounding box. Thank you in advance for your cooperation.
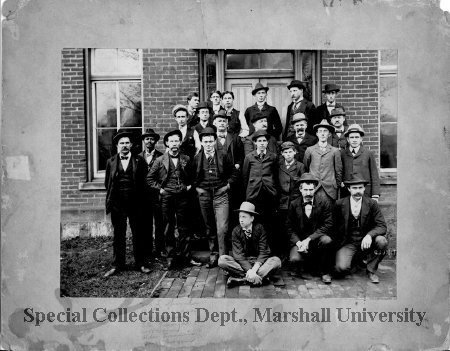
[172,104,189,117]
[287,80,306,91]
[344,123,365,137]
[330,107,346,118]
[298,172,319,185]
[322,83,340,93]
[213,110,230,120]
[141,128,160,141]
[113,129,134,144]
[344,176,369,186]
[163,129,183,147]
[290,112,308,125]
[197,101,210,111]
[280,141,296,151]
[199,126,217,139]
[234,201,259,216]
[313,119,335,133]
[252,82,269,95]
[251,112,268,124]
[251,129,269,141]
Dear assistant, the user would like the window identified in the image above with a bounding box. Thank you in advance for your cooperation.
[379,50,398,170]
[88,49,143,179]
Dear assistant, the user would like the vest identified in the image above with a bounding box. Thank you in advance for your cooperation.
[302,210,314,237]
[198,154,226,190]
[349,214,363,242]
[165,157,183,192]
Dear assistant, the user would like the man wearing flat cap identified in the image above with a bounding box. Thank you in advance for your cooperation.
[340,124,380,200]
[283,80,315,140]
[286,112,318,163]
[334,177,387,283]
[104,129,150,277]
[139,128,164,260]
[244,82,283,140]
[192,127,238,268]
[218,202,282,287]
[172,104,201,160]
[286,173,334,284]
[303,120,343,204]
[243,111,279,156]
[311,83,346,134]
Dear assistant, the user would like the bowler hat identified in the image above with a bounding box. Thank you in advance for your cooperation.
[163,129,183,147]
[313,119,335,133]
[252,82,269,95]
[298,172,319,185]
[213,110,230,120]
[113,129,134,144]
[251,112,267,124]
[322,84,340,93]
[141,128,160,141]
[172,104,189,117]
[330,107,346,118]
[344,124,365,137]
[290,112,308,125]
[251,129,269,141]
[234,201,259,216]
[344,176,369,186]
[280,141,296,151]
[197,101,210,111]
[199,127,217,139]
[287,80,306,91]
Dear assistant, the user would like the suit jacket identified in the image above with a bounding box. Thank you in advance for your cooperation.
[329,127,348,150]
[140,149,163,198]
[217,132,245,168]
[242,151,278,201]
[309,102,345,134]
[231,223,270,271]
[277,160,306,210]
[194,121,215,134]
[283,99,315,140]
[104,153,147,214]
[286,196,333,245]
[243,133,279,156]
[303,144,343,200]
[147,153,193,191]
[180,128,197,160]
[244,103,282,139]
[286,132,317,164]
[341,145,380,196]
[192,148,238,188]
[334,196,387,246]
[226,108,242,135]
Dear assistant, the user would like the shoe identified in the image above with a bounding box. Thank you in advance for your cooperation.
[321,274,332,284]
[206,257,218,268]
[140,266,151,274]
[189,259,202,267]
[367,271,380,284]
[166,258,175,270]
[226,276,244,288]
[104,268,119,278]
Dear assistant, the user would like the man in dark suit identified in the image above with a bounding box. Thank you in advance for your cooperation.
[310,83,346,134]
[147,130,200,269]
[192,127,238,268]
[186,92,200,128]
[283,80,315,140]
[193,101,215,134]
[286,173,334,284]
[172,104,201,160]
[104,130,150,277]
[243,112,279,156]
[329,108,348,150]
[286,113,317,163]
[218,202,281,287]
[244,82,282,140]
[139,128,164,260]
[334,177,388,283]
[340,124,380,200]
[222,91,248,136]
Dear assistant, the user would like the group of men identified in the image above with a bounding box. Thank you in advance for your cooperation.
[103,80,388,287]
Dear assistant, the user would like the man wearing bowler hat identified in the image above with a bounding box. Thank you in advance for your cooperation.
[329,107,349,150]
[193,101,215,134]
[192,127,238,268]
[334,177,387,283]
[283,80,315,140]
[286,173,334,284]
[218,202,282,287]
[147,129,200,269]
[244,82,283,139]
[286,112,318,163]
[243,112,279,156]
[104,129,150,277]
[311,83,346,133]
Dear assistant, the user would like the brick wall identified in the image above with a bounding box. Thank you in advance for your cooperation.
[321,50,379,161]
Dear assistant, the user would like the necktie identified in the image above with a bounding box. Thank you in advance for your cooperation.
[243,229,252,238]
[120,155,129,160]
[352,149,356,155]
[207,154,214,164]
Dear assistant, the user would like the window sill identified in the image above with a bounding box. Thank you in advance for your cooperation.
[380,171,397,185]
[79,181,106,191]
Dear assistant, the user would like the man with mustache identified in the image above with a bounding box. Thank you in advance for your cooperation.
[334,177,388,283]
[329,108,349,150]
[286,113,317,163]
[104,130,150,277]
[243,112,279,156]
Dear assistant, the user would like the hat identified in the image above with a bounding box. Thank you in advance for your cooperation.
[280,141,296,151]
[234,201,259,216]
[330,107,346,118]
[344,176,369,186]
[251,112,267,124]
[344,124,365,137]
[197,101,210,111]
[322,84,340,93]
[172,104,189,117]
[290,112,308,125]
[313,119,335,133]
[213,110,230,120]
[199,127,217,139]
[113,129,134,144]
[287,80,306,91]
[141,128,160,141]
[298,172,319,185]
[163,129,183,147]
[252,82,269,95]
[251,129,269,141]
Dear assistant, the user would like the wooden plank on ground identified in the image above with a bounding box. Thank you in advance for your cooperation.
[260,283,277,298]
[188,266,201,278]
[213,269,226,298]
[190,280,206,298]
[239,284,251,298]
[201,267,219,298]
[155,278,175,298]
[177,276,197,298]
[165,278,184,298]
[305,280,325,298]
[274,286,290,299]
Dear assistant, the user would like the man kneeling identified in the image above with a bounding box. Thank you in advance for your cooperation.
[218,202,281,287]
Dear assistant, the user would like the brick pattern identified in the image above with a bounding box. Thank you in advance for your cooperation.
[321,50,379,161]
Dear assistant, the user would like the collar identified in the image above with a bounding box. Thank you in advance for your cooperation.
[119,153,130,158]
[296,133,305,139]
[256,102,266,108]
[200,120,209,127]
[179,125,187,132]
[335,128,344,133]
[326,102,336,106]
[145,149,155,156]
[205,150,215,157]
[293,98,303,105]
[351,146,360,154]
[285,159,295,167]
[217,132,227,138]
[350,196,362,210]
[257,150,266,156]
[225,107,234,114]
[318,142,328,148]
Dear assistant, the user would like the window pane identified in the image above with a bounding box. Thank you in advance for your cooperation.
[301,52,313,101]
[97,129,115,171]
[380,50,398,66]
[93,49,118,74]
[117,49,140,74]
[380,123,397,169]
[205,53,217,94]
[260,52,293,69]
[226,53,259,69]
[226,52,293,70]
[380,76,397,123]
[95,82,117,128]
[119,82,142,127]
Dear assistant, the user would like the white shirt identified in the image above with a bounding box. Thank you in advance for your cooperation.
[119,153,131,171]
[179,125,187,140]
[285,160,295,169]
[351,146,360,155]
[145,149,155,164]
[350,196,362,218]
[326,102,336,114]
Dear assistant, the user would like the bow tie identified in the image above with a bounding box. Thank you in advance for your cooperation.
[243,229,252,237]
[327,103,335,107]
[217,134,226,139]
[302,201,313,207]
[120,155,129,160]
[169,154,179,159]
